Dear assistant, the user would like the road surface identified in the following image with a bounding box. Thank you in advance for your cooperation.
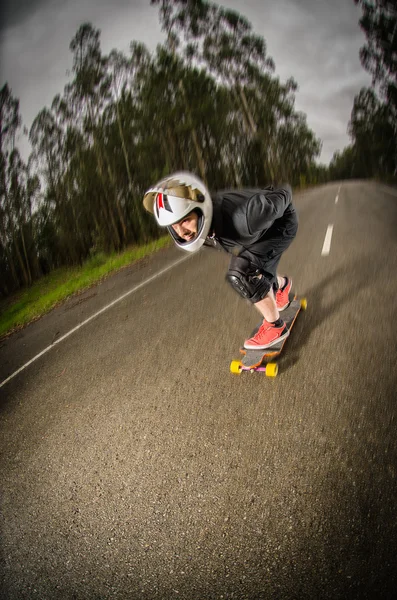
[1,180,396,599]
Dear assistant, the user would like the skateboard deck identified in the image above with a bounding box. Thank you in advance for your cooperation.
[230,296,307,377]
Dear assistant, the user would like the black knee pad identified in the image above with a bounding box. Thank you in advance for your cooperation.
[226,256,271,303]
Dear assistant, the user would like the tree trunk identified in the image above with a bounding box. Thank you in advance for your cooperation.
[1,179,25,288]
[94,144,121,249]
[12,232,29,287]
[88,102,121,249]
[178,80,207,184]
[0,223,20,288]
[46,148,73,257]
[0,152,21,288]
[20,222,32,285]
[237,85,257,136]
[166,127,178,171]
[232,158,242,187]
[105,160,127,244]
[115,101,145,238]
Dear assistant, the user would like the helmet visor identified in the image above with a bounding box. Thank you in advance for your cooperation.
[143,184,205,216]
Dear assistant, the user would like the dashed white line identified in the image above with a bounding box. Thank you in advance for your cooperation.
[335,194,339,204]
[0,253,192,389]
[321,224,334,257]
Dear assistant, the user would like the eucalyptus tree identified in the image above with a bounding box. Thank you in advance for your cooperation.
[242,73,301,182]
[103,42,154,240]
[64,130,102,258]
[25,168,41,276]
[150,0,317,184]
[68,23,123,249]
[135,41,239,189]
[348,86,396,177]
[203,10,275,135]
[151,0,256,181]
[150,0,210,182]
[6,148,41,286]
[30,106,66,235]
[29,96,69,198]
[355,0,397,118]
[199,9,320,183]
[329,146,358,180]
[329,86,395,180]
[137,46,192,173]
[353,0,397,177]
[0,83,24,292]
[29,95,90,265]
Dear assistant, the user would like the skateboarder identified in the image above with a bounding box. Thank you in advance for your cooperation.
[143,172,298,350]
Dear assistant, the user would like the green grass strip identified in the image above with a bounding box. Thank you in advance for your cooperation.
[0,236,171,338]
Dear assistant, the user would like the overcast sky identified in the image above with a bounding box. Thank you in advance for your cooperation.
[0,0,372,165]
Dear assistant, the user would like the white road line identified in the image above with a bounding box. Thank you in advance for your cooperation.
[0,253,192,389]
[335,194,339,204]
[321,224,334,257]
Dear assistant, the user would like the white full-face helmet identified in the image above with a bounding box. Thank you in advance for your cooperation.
[143,171,213,253]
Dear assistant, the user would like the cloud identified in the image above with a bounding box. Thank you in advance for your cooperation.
[0,0,163,158]
[0,0,51,32]
[216,0,373,161]
[0,0,373,164]
[235,0,372,162]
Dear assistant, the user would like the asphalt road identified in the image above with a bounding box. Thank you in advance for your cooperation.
[1,180,397,599]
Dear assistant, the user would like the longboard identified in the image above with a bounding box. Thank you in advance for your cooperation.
[230,296,307,377]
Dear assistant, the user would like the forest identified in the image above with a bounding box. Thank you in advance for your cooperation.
[0,0,395,298]
[329,0,397,180]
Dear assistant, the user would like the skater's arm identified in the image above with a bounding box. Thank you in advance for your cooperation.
[246,184,292,233]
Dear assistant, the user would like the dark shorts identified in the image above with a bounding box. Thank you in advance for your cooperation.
[229,213,298,297]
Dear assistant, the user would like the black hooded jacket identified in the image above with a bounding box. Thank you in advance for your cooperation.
[207,185,297,258]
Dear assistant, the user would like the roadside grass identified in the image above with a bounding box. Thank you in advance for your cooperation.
[0,236,171,339]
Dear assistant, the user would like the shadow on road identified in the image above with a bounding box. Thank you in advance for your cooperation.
[278,254,378,373]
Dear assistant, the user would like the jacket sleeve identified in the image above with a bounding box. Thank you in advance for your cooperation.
[246,184,292,234]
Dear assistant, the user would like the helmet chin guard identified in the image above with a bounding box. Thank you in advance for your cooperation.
[143,172,212,253]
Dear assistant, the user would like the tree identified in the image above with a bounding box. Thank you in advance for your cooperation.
[68,23,123,249]
[0,8,324,298]
[104,44,152,239]
[330,3,397,180]
[150,0,320,185]
[355,0,397,117]
[348,86,396,176]
[329,146,358,180]
[0,84,24,291]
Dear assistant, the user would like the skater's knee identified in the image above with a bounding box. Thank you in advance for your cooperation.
[226,255,271,303]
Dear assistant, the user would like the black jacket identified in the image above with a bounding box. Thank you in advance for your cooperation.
[207,185,297,254]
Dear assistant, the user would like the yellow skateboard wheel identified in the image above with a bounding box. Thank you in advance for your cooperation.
[230,360,242,374]
[265,363,278,377]
[300,297,308,311]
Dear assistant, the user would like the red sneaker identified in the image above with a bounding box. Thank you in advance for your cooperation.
[276,277,292,311]
[244,319,289,350]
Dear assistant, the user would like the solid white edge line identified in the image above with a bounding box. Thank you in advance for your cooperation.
[321,224,334,257]
[0,253,192,389]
